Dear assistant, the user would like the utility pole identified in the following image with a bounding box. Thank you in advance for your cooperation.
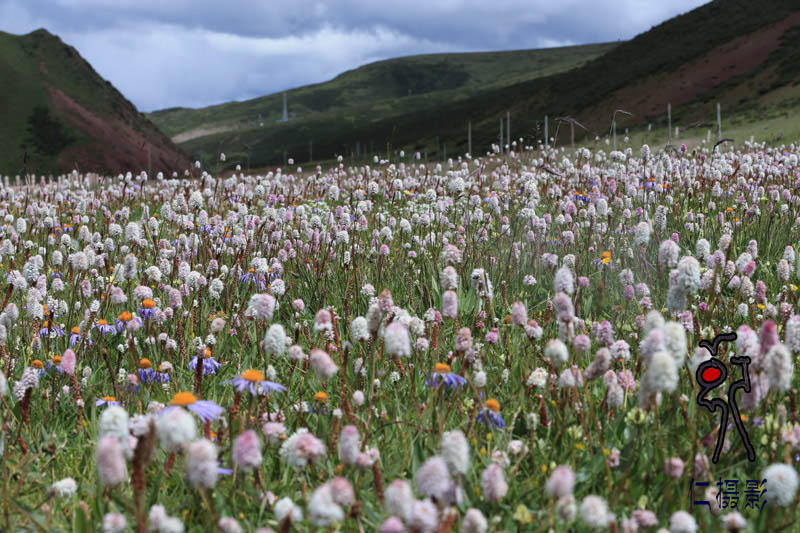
[544,115,549,148]
[612,120,617,151]
[499,118,503,154]
[667,103,672,143]
[506,111,510,152]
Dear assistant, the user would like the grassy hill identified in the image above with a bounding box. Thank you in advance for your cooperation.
[0,29,189,176]
[148,43,617,144]
[160,0,800,170]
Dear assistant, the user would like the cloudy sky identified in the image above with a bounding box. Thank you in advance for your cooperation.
[1,0,708,112]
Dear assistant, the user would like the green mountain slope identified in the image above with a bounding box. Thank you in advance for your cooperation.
[0,29,189,175]
[148,43,617,143]
[165,0,800,169]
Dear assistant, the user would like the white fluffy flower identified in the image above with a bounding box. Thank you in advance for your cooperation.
[384,322,411,357]
[462,508,488,533]
[527,367,549,388]
[440,430,470,475]
[156,407,197,452]
[263,324,287,357]
[184,439,218,489]
[554,266,574,295]
[640,350,678,407]
[544,339,569,368]
[274,497,303,524]
[662,321,687,366]
[669,510,698,532]
[308,483,345,527]
[351,316,370,342]
[50,478,78,498]
[634,222,650,247]
[765,343,794,392]
[415,456,452,501]
[762,463,799,506]
[579,495,613,529]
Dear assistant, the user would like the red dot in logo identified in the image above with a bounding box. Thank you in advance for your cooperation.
[702,367,721,382]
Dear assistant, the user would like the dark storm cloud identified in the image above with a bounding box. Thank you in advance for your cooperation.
[0,0,708,111]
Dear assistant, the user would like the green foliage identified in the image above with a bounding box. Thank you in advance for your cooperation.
[168,0,800,169]
[23,105,74,156]
[0,28,185,174]
[149,43,616,140]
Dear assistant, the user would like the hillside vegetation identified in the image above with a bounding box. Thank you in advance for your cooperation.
[0,29,188,175]
[162,0,800,170]
[148,44,616,159]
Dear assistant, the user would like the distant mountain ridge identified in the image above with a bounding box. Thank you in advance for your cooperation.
[147,43,616,156]
[0,29,189,175]
[151,0,800,168]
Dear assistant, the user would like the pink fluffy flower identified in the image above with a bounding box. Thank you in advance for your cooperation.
[755,280,767,304]
[309,349,338,379]
[261,421,286,444]
[61,349,76,375]
[759,321,778,358]
[415,456,451,501]
[249,294,276,321]
[338,425,361,465]
[480,463,508,502]
[664,457,685,478]
[109,286,128,304]
[442,291,458,319]
[102,513,127,533]
[378,289,394,313]
[168,287,182,309]
[511,301,527,327]
[594,320,614,346]
[607,448,621,468]
[233,430,262,472]
[455,328,473,352]
[380,517,406,533]
[281,429,326,469]
[385,479,414,522]
[328,477,355,507]
[96,436,127,487]
[545,465,575,499]
[573,334,591,353]
[313,309,333,332]
[632,510,658,528]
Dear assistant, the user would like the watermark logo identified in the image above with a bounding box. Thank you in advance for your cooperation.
[695,332,756,463]
[690,477,767,511]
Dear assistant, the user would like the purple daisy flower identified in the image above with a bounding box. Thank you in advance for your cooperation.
[426,363,467,390]
[189,355,221,375]
[115,315,143,332]
[92,319,117,335]
[39,324,65,337]
[162,392,224,423]
[138,367,156,384]
[477,407,506,429]
[95,396,120,407]
[223,370,286,396]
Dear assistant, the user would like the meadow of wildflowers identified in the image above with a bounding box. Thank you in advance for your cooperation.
[1,138,800,532]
